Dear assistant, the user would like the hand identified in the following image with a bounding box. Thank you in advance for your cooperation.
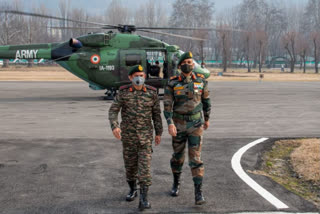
[168,124,177,137]
[203,121,210,130]
[112,127,121,140]
[155,135,161,146]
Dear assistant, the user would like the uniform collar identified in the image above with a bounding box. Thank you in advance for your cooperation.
[129,84,147,92]
[178,72,196,82]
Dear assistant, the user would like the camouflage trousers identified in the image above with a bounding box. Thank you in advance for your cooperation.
[170,117,204,184]
[121,130,153,186]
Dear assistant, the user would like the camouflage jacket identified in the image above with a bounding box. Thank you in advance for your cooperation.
[109,84,163,136]
[163,72,211,125]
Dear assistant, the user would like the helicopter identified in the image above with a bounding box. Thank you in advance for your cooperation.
[0,10,222,98]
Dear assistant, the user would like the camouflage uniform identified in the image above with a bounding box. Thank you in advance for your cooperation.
[109,84,163,186]
[163,72,211,184]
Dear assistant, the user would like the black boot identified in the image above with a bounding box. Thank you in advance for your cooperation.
[171,173,181,197]
[126,181,137,201]
[139,185,151,211]
[194,183,206,205]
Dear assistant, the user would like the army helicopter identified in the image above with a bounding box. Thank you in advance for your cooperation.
[0,10,219,98]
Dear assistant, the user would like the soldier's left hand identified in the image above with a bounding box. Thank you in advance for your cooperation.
[155,135,161,146]
[204,121,210,130]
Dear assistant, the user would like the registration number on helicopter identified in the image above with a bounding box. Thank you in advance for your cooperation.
[99,65,115,71]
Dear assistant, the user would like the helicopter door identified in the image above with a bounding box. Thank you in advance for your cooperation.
[119,50,146,82]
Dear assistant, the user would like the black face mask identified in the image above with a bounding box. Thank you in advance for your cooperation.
[180,64,193,74]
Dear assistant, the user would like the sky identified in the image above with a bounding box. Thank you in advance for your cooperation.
[0,0,309,16]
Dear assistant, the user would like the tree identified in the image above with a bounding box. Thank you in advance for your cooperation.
[217,25,232,72]
[296,33,309,73]
[303,0,320,32]
[169,0,214,53]
[254,31,268,73]
[105,0,130,25]
[0,0,25,67]
[58,0,72,41]
[237,0,270,72]
[242,32,253,72]
[282,32,297,73]
[310,32,320,73]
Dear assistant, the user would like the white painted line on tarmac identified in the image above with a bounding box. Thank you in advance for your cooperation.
[231,137,289,209]
[231,212,319,214]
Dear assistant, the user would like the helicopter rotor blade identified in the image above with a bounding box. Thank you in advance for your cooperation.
[0,10,118,28]
[137,26,246,33]
[137,29,206,41]
[47,26,111,30]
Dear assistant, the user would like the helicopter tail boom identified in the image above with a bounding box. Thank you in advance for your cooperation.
[0,43,53,60]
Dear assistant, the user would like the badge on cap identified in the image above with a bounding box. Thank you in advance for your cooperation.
[138,65,143,71]
[189,52,192,57]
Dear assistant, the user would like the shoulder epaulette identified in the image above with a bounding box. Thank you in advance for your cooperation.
[170,76,179,80]
[119,85,130,90]
[146,85,157,91]
[196,73,205,79]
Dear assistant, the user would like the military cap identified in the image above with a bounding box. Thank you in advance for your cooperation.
[128,65,144,75]
[178,51,193,65]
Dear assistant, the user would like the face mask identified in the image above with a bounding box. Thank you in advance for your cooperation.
[181,64,193,74]
[132,76,145,86]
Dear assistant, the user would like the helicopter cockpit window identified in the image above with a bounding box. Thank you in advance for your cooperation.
[171,52,180,69]
[145,51,167,79]
[125,54,142,66]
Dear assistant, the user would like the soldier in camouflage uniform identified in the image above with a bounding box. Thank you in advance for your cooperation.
[163,52,211,205]
[109,65,163,211]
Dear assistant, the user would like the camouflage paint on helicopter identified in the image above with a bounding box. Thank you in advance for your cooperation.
[0,31,210,91]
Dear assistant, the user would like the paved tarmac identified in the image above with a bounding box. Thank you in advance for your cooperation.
[0,81,319,213]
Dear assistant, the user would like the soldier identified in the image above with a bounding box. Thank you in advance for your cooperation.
[108,65,163,211]
[163,52,211,205]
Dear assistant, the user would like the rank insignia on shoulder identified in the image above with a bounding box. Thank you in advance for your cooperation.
[119,85,130,90]
[196,73,205,78]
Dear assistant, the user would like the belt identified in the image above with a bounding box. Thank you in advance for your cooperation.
[173,112,201,121]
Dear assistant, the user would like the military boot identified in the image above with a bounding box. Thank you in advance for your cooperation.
[194,183,206,205]
[138,185,151,211]
[126,180,137,201]
[171,173,181,197]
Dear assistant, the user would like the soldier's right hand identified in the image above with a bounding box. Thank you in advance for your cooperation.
[168,124,177,137]
[112,128,121,140]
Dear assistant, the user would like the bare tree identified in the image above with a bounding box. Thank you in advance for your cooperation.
[69,8,90,37]
[169,0,213,54]
[145,0,156,27]
[254,31,268,73]
[58,0,72,41]
[0,0,25,67]
[310,32,320,73]
[242,32,253,72]
[303,0,320,32]
[296,33,309,73]
[217,25,232,72]
[282,32,297,73]
[105,0,130,25]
